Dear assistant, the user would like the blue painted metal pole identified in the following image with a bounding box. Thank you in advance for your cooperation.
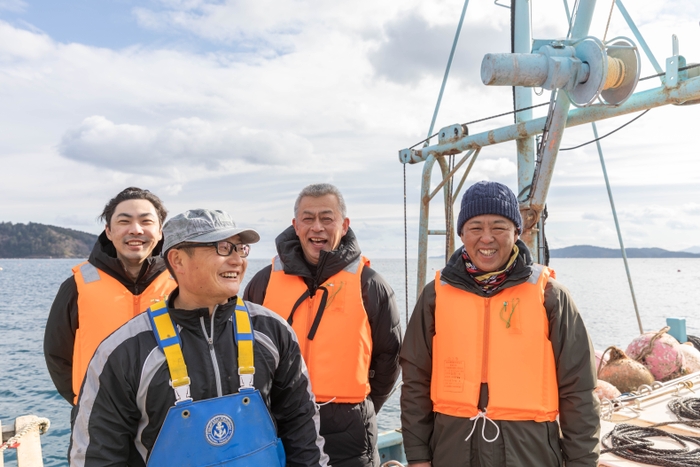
[563,0,572,24]
[615,0,664,77]
[513,0,535,197]
[425,0,471,144]
[513,0,540,257]
[592,122,644,334]
[523,0,597,254]
[403,74,700,162]
[417,155,436,297]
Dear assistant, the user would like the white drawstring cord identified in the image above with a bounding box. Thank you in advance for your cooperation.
[464,410,500,443]
[317,397,337,407]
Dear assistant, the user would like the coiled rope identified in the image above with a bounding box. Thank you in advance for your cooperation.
[669,397,700,422]
[601,397,700,466]
[0,417,50,452]
[601,423,700,466]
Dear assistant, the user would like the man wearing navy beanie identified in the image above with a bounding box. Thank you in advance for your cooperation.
[401,181,599,467]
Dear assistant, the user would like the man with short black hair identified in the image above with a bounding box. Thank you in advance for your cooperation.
[69,209,329,466]
[44,187,176,404]
[245,183,402,467]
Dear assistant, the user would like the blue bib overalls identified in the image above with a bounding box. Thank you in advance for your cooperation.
[146,299,286,467]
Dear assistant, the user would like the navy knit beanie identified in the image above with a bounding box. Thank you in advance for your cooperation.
[456,181,522,235]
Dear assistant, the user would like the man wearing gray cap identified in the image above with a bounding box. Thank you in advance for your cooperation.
[69,209,330,467]
[400,181,599,467]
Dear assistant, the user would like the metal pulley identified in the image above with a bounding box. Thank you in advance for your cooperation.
[481,36,640,106]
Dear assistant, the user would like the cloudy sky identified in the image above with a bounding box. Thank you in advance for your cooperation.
[1,0,699,259]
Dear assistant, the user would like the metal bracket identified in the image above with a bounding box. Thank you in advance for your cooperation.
[665,34,684,88]
[399,148,420,164]
[437,124,468,146]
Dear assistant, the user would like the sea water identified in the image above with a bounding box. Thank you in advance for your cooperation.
[1,257,698,466]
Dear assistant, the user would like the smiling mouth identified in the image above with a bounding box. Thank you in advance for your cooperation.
[220,272,239,279]
[310,237,327,246]
[478,249,497,257]
[127,240,145,247]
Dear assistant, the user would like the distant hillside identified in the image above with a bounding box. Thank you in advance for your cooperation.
[550,245,700,258]
[0,222,97,258]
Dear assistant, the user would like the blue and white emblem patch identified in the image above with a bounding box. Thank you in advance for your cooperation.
[205,414,235,446]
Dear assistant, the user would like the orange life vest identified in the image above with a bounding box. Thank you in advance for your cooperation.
[262,255,372,403]
[431,264,558,422]
[72,261,176,403]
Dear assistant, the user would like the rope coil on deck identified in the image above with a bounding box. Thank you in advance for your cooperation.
[601,397,700,466]
[669,397,700,423]
[601,423,700,466]
[0,417,50,452]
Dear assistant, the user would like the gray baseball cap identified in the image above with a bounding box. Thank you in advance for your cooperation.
[162,209,260,254]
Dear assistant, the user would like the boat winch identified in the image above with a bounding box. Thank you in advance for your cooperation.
[481,36,640,107]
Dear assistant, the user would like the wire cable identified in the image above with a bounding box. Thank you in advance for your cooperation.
[559,109,649,151]
[409,102,550,150]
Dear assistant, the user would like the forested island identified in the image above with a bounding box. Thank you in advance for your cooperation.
[2,222,699,259]
[0,222,97,258]
[550,245,700,258]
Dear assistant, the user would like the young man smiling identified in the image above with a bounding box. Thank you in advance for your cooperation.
[245,183,402,467]
[69,209,329,466]
[44,187,176,405]
[400,181,600,467]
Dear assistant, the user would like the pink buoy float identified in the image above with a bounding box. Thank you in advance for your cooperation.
[625,326,687,382]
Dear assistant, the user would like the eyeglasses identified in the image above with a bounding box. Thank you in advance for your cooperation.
[177,241,250,258]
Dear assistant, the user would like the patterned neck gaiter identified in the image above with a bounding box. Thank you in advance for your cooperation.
[462,245,519,293]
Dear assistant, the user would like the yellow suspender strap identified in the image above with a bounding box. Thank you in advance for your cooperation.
[148,298,256,396]
[147,300,192,402]
[234,297,256,390]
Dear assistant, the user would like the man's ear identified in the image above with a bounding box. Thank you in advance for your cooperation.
[168,248,187,276]
[105,224,112,241]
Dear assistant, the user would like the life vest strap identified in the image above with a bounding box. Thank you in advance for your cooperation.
[306,286,328,340]
[287,290,310,326]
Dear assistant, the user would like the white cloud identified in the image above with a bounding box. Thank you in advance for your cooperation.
[58,116,316,174]
[1,1,700,259]
[0,0,26,13]
[683,203,700,216]
[667,219,697,230]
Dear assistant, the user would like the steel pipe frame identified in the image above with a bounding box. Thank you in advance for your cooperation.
[405,73,700,276]
[404,75,700,162]
[416,155,454,297]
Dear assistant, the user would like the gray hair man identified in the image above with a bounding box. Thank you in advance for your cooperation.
[245,183,402,467]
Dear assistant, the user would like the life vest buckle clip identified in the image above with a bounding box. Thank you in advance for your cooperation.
[170,378,193,404]
[239,372,255,390]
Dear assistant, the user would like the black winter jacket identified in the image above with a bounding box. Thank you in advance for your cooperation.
[244,226,402,467]
[44,232,169,404]
[69,291,329,467]
[400,241,600,467]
